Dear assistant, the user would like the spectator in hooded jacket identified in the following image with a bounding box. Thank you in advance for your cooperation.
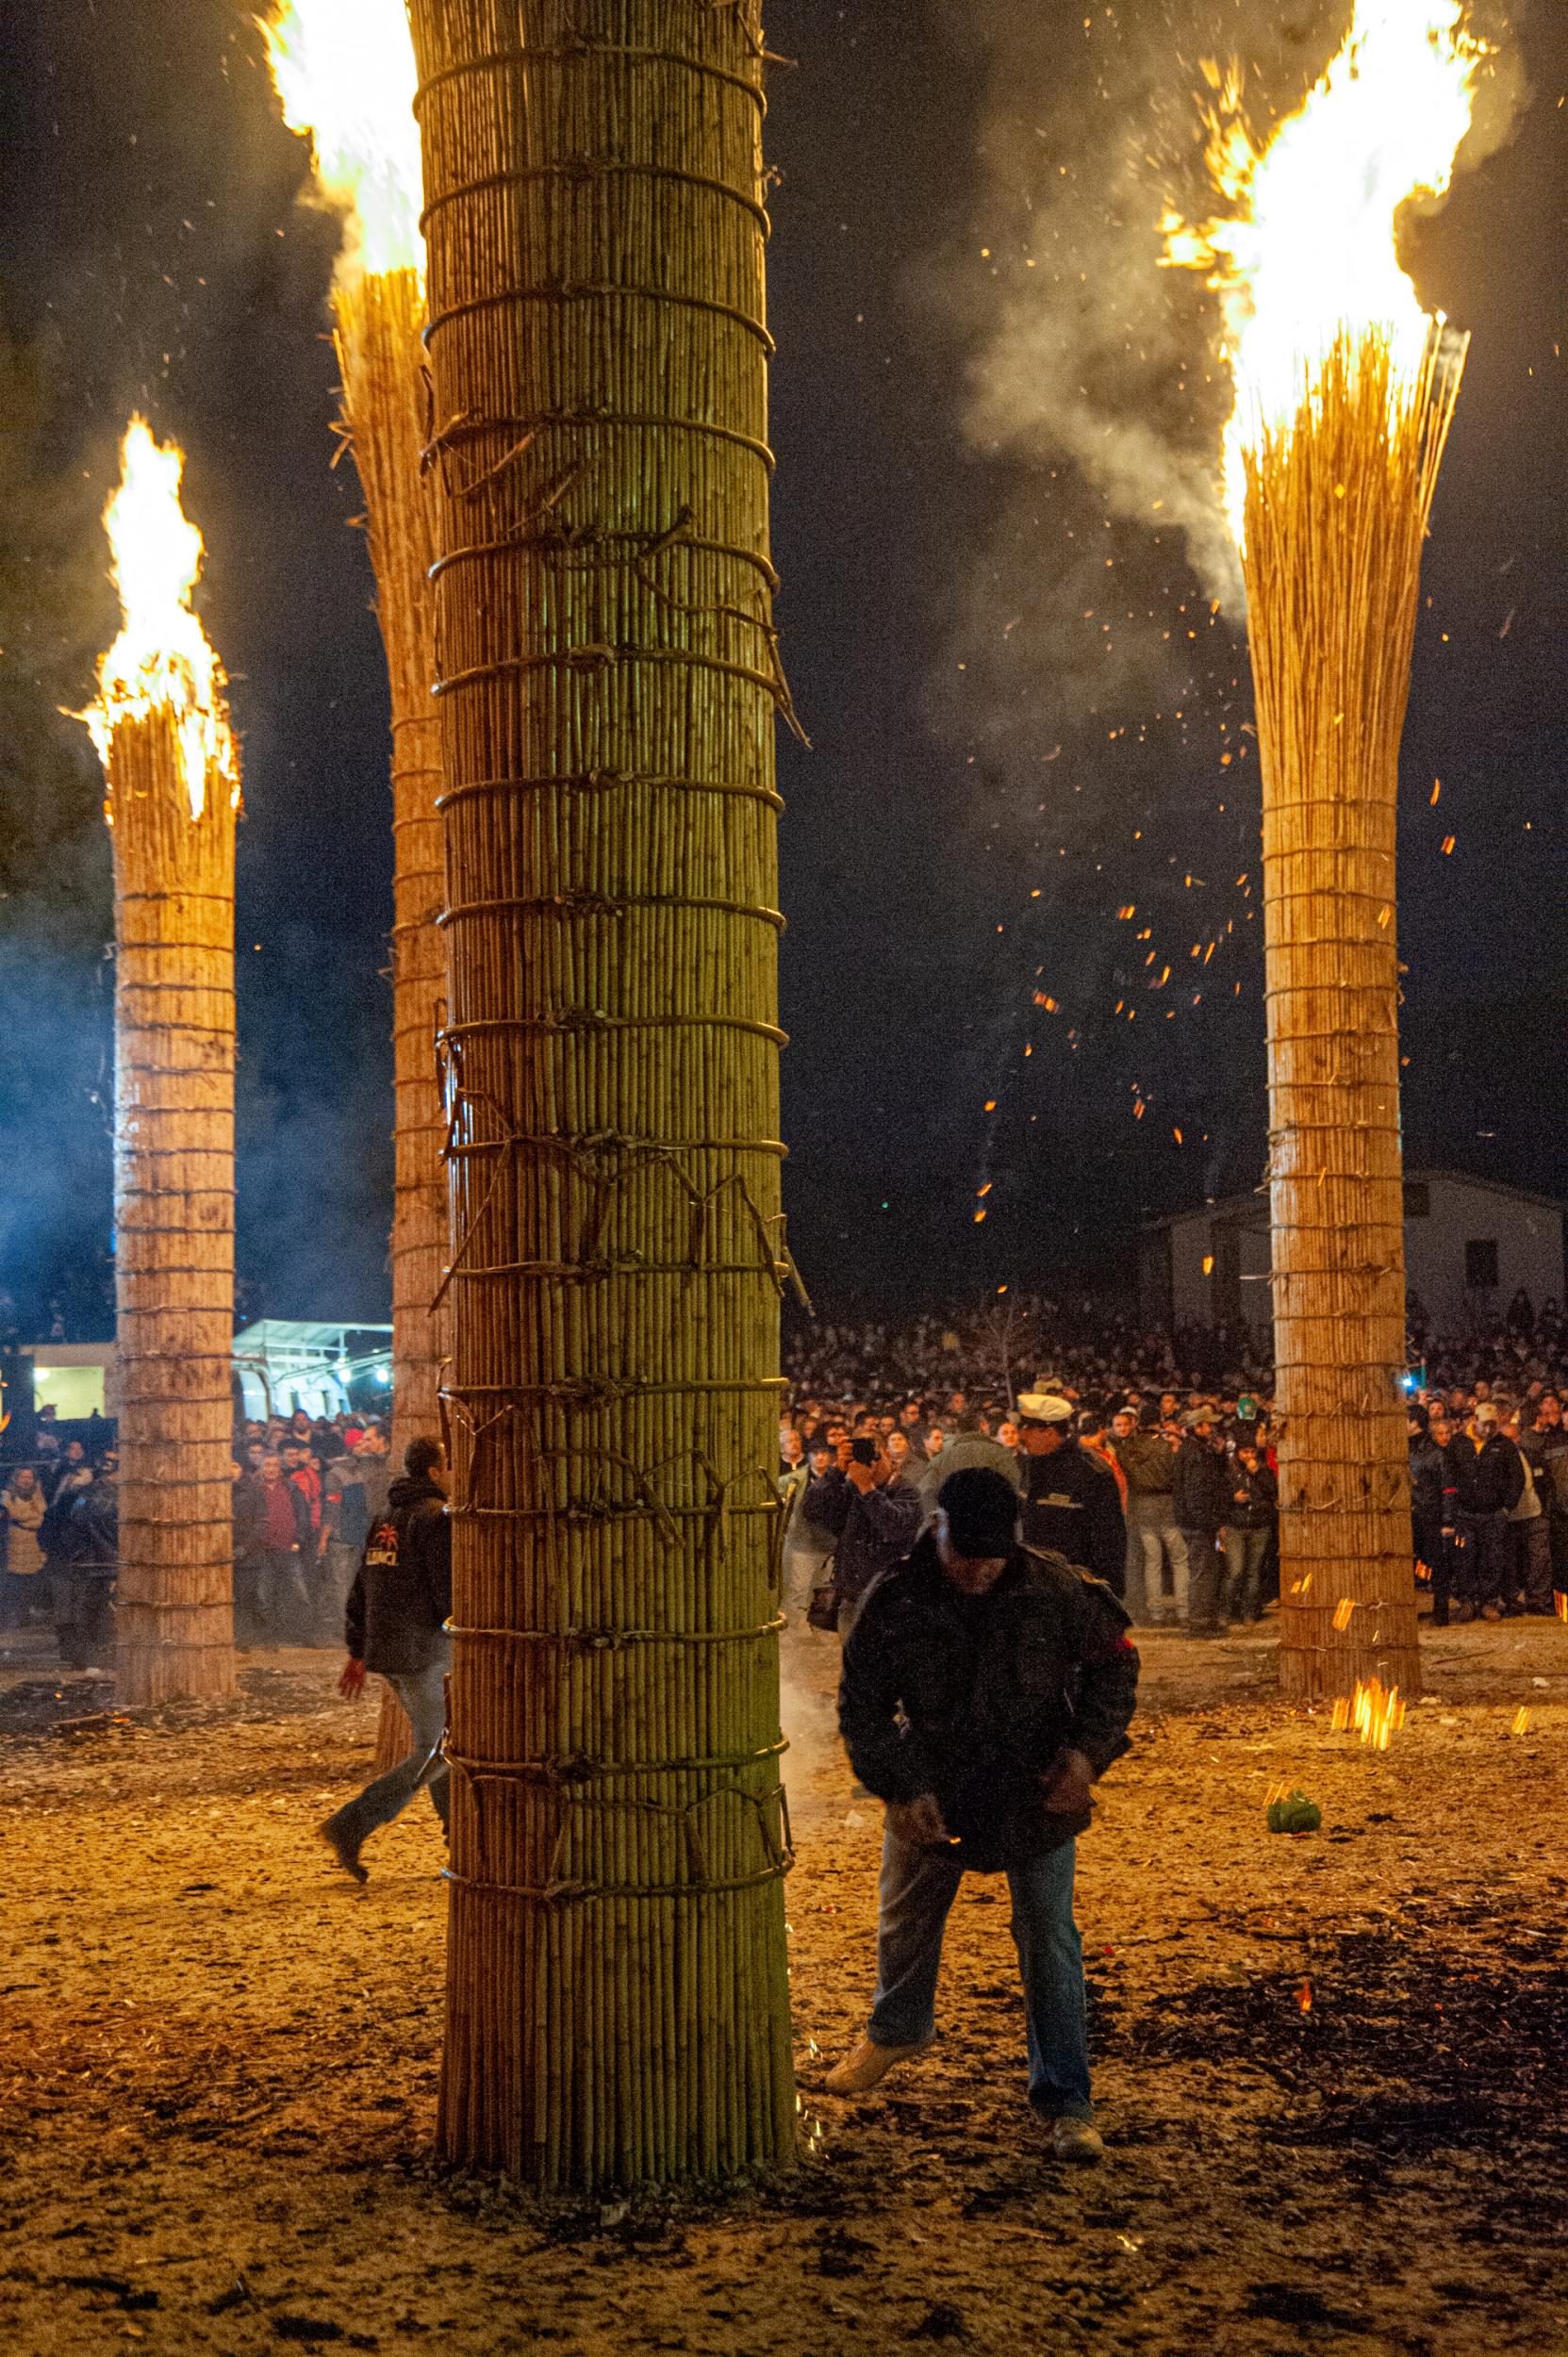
[1173,1409,1230,1637]
[321,1436,453,1883]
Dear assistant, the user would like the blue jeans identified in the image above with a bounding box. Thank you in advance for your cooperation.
[867,1827,1092,2119]
[325,1653,451,1853]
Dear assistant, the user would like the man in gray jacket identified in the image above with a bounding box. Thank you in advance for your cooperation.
[1108,1409,1185,1626]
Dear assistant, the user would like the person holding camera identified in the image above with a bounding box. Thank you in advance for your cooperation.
[802,1435,924,1638]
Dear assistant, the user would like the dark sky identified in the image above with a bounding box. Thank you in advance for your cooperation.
[0,0,1561,1330]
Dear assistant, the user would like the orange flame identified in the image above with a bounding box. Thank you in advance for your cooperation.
[1511,1707,1530,1737]
[1331,1675,1406,1750]
[261,0,423,284]
[1163,0,1487,541]
[78,418,236,821]
[1296,1980,1312,2015]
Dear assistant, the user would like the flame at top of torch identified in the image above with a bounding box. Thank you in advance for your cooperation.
[1162,0,1487,542]
[261,0,424,285]
[80,418,236,822]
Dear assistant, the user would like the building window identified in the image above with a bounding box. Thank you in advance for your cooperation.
[1465,1239,1499,1291]
[1403,1181,1430,1218]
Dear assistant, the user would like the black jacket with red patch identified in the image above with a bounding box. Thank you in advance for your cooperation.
[838,1531,1138,1869]
[343,1475,452,1676]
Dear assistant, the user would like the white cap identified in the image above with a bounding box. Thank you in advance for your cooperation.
[1015,1393,1074,1426]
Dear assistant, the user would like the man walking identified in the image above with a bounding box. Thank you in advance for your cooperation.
[1014,1393,1126,1594]
[824,1467,1138,2160]
[321,1436,453,1884]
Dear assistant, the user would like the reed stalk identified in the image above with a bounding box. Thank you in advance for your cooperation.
[1243,326,1464,1702]
[108,711,238,1706]
[407,0,796,2184]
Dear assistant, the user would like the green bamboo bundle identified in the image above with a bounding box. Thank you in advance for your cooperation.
[107,704,239,1706]
[1243,327,1464,1701]
[406,0,797,2184]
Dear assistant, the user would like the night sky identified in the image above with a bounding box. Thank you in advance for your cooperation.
[0,0,1561,1331]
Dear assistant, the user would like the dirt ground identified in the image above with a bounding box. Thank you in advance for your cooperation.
[3,1614,1567,2357]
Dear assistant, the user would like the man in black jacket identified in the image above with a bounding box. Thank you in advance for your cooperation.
[1446,1402,1524,1622]
[823,1468,1137,2162]
[1015,1392,1126,1596]
[320,1437,453,1882]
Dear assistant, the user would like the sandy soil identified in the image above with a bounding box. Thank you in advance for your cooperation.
[3,1616,1567,2357]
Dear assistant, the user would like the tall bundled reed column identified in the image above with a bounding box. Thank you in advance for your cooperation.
[333,270,441,1770]
[1245,332,1462,1699]
[83,420,239,1707]
[408,0,798,2183]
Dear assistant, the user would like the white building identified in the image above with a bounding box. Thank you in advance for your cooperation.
[1141,1168,1566,1341]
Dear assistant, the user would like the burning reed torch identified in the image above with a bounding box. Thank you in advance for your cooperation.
[1165,0,1488,1702]
[262,0,445,1460]
[80,420,239,1706]
[263,0,440,1769]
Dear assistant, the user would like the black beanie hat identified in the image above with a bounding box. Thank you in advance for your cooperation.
[936,1467,1019,1558]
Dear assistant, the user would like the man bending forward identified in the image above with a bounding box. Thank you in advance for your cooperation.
[824,1467,1138,2160]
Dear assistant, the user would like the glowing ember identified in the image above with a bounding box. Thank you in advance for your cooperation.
[262,0,423,282]
[1296,1980,1312,2015]
[79,418,236,821]
[1163,0,1487,538]
[1331,1676,1407,1750]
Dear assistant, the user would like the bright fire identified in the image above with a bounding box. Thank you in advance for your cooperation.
[261,0,423,283]
[81,419,236,822]
[1331,1676,1407,1751]
[1162,0,1487,537]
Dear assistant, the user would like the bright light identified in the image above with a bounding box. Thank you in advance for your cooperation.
[1163,0,1486,539]
[79,418,237,821]
[261,0,424,283]
[373,1366,391,1387]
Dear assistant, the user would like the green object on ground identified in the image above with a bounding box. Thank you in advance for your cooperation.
[1267,1790,1322,1835]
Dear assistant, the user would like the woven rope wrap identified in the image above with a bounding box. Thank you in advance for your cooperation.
[410,0,795,2185]
[108,710,238,1707]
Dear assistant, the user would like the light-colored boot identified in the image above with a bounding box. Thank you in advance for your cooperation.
[821,2035,935,2095]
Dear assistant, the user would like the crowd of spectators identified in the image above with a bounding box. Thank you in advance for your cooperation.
[778,1291,1568,1635]
[0,1406,394,1672]
[4,1288,1565,1671]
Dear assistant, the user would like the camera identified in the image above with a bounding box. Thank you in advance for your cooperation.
[849,1437,879,1466]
